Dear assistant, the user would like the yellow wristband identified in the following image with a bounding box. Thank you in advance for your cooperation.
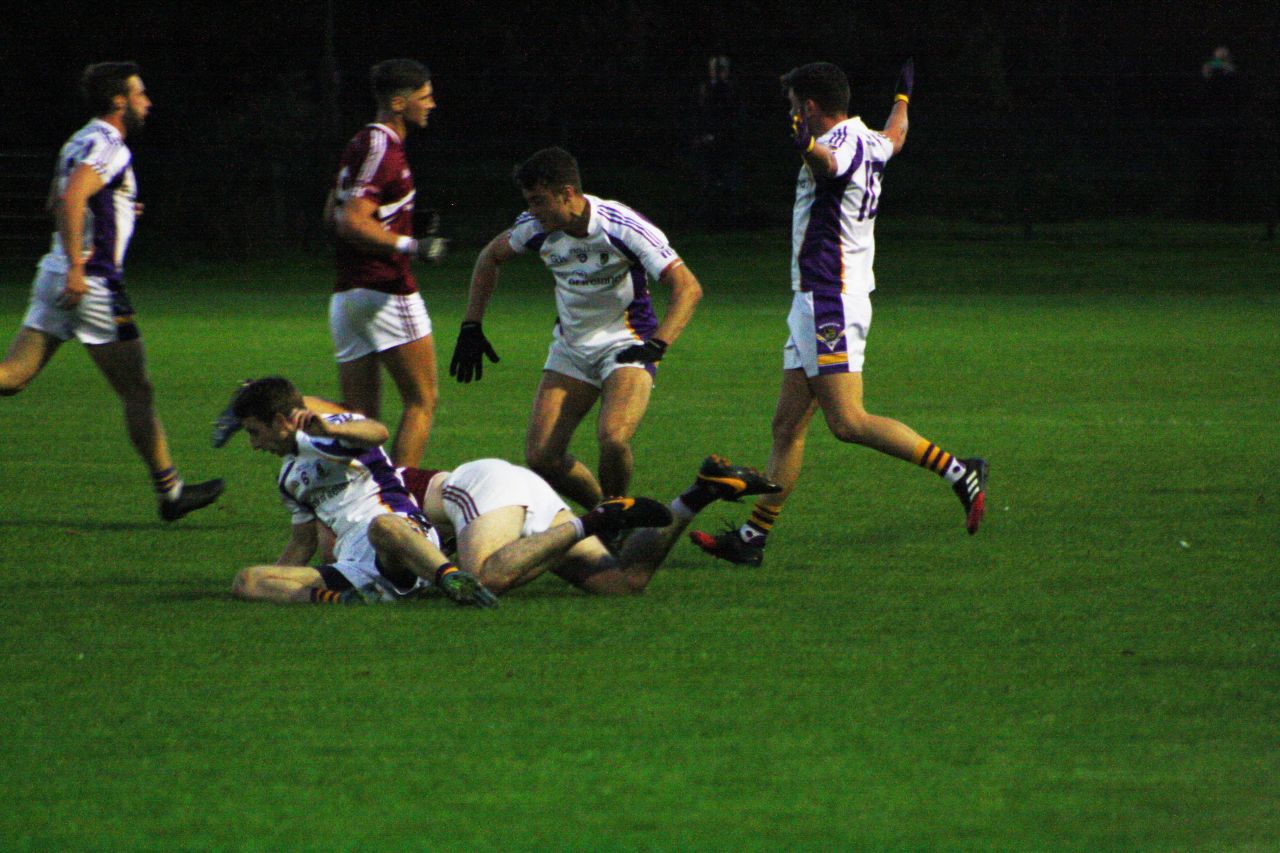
[895,93,910,104]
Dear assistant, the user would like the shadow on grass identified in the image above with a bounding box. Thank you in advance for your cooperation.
[0,519,240,534]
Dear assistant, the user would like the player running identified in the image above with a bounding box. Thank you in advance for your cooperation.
[227,376,495,607]
[448,147,703,510]
[0,62,223,522]
[692,61,987,567]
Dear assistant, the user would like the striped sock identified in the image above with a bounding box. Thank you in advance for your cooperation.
[913,440,967,484]
[310,588,344,604]
[152,466,182,502]
[738,503,781,544]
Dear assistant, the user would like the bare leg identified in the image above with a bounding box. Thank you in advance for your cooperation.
[756,368,821,513]
[378,334,438,467]
[456,506,586,595]
[0,327,61,396]
[85,339,174,475]
[810,371,926,460]
[595,367,653,498]
[232,565,327,603]
[525,371,603,509]
[338,353,380,419]
[366,514,451,580]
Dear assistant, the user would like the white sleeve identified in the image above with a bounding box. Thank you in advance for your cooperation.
[79,134,130,183]
[601,204,679,280]
[282,492,315,525]
[508,212,545,254]
[865,131,896,164]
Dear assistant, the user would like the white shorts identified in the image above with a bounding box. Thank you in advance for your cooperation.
[329,512,440,595]
[22,268,140,345]
[440,459,569,538]
[543,330,654,388]
[329,289,432,363]
[782,290,872,377]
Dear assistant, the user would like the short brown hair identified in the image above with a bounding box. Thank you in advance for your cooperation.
[513,147,582,192]
[371,59,430,106]
[231,376,304,423]
[81,62,140,116]
[781,62,850,116]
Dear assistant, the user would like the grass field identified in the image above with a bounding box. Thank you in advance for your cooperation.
[1,221,1277,850]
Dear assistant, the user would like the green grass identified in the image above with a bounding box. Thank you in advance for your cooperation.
[1,222,1277,851]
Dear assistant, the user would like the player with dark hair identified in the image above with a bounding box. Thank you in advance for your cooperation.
[323,58,445,468]
[449,146,704,511]
[0,62,223,521]
[229,376,495,607]
[692,60,988,567]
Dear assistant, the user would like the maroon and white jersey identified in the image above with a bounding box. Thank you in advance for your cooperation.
[332,123,417,295]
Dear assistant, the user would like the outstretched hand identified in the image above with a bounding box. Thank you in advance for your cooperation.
[449,321,500,383]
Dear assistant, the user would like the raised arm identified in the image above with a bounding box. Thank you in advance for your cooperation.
[291,408,390,448]
[882,59,912,154]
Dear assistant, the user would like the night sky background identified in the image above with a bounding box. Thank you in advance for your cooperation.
[2,1,1278,250]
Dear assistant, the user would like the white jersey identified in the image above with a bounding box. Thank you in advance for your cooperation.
[791,117,896,296]
[39,119,137,282]
[508,194,679,347]
[275,414,423,552]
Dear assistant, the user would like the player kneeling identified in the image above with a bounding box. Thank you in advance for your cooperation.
[228,376,495,607]
[406,454,781,597]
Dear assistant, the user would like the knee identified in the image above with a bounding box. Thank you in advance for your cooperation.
[524,443,566,477]
[828,413,873,445]
[367,514,399,549]
[596,429,631,459]
[232,567,258,600]
[401,383,437,414]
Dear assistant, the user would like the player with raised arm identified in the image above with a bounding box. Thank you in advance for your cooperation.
[0,62,223,522]
[692,60,988,567]
[407,455,779,597]
[323,58,446,468]
[228,376,494,607]
[448,147,703,510]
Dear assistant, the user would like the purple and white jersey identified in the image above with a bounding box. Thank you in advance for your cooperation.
[38,119,137,283]
[791,117,895,295]
[276,413,420,547]
[508,195,678,347]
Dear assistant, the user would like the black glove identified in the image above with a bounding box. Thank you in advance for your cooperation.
[449,321,500,383]
[615,337,668,364]
[895,58,914,103]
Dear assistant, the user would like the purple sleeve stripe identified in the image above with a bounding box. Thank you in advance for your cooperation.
[311,438,364,458]
[598,206,662,243]
[598,210,662,248]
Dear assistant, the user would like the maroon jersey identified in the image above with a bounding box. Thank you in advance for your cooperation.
[332,123,418,295]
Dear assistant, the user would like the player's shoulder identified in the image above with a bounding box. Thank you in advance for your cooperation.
[591,197,668,246]
[512,210,542,233]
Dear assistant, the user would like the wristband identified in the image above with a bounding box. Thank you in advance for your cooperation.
[895,93,910,104]
[395,235,419,255]
[435,562,459,583]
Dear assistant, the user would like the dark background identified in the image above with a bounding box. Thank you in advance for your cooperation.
[2,1,1278,255]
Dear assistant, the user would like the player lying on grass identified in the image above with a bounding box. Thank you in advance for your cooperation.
[226,376,496,607]
[398,455,780,597]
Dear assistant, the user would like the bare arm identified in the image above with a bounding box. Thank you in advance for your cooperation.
[882,98,909,154]
[463,230,518,322]
[277,521,319,566]
[291,408,389,448]
[55,163,106,308]
[652,260,703,346]
[333,195,406,256]
[800,137,840,180]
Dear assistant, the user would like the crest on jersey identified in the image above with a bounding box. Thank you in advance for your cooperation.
[816,323,846,350]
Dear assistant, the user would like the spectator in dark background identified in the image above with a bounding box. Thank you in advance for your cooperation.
[692,55,746,225]
[1198,45,1242,220]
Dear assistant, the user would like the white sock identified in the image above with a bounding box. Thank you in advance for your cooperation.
[942,458,967,485]
[670,497,696,521]
[570,517,587,540]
